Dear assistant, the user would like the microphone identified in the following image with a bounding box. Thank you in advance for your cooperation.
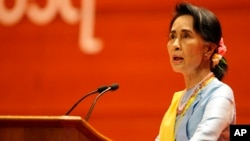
[65,85,109,115]
[85,83,119,121]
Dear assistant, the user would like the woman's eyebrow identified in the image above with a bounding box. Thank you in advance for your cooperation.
[169,29,193,34]
[181,29,193,33]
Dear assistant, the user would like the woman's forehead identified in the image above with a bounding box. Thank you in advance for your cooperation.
[171,15,194,32]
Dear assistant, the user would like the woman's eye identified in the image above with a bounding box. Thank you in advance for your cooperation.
[169,34,176,39]
[183,33,190,38]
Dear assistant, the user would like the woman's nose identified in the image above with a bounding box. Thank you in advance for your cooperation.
[173,39,181,50]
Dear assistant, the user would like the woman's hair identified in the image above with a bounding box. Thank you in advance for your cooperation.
[169,2,228,80]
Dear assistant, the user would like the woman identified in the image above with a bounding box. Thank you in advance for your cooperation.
[156,2,236,141]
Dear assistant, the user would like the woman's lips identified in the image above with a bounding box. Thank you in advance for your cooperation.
[172,56,184,64]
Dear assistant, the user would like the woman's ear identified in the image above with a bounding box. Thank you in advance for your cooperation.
[203,43,217,60]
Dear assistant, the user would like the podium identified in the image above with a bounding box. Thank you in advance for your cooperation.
[0,115,111,141]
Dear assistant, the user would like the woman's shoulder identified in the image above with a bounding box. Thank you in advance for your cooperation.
[206,78,234,100]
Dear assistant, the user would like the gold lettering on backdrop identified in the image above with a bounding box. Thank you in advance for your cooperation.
[0,0,103,54]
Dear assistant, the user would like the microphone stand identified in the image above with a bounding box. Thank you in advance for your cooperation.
[65,86,108,115]
[85,87,111,121]
[65,91,96,115]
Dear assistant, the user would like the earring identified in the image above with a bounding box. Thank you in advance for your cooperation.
[204,54,209,60]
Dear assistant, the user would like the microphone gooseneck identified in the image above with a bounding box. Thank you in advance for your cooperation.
[65,85,108,115]
[85,83,119,121]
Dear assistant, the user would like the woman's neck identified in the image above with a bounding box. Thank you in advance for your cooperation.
[184,70,213,89]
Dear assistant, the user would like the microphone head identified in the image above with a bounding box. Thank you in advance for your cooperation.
[110,83,119,91]
[97,86,109,93]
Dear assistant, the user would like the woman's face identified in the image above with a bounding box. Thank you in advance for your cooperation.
[167,15,207,74]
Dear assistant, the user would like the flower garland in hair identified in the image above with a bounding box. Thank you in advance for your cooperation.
[212,38,227,67]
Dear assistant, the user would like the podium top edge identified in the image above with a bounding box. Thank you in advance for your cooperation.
[0,115,83,120]
[0,115,112,141]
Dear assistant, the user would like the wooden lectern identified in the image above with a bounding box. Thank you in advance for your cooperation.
[0,115,111,141]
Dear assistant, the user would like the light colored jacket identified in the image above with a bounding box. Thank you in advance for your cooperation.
[175,78,236,141]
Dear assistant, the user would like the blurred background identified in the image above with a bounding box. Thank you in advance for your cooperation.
[0,0,250,140]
